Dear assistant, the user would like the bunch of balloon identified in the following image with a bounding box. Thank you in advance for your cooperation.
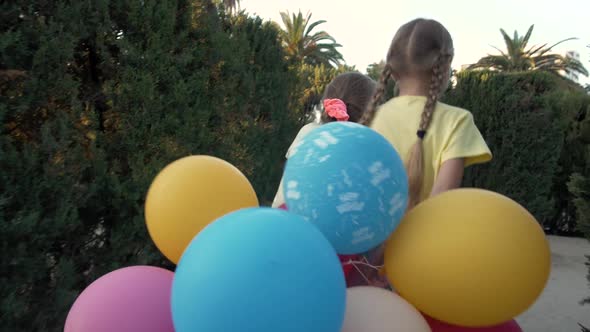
[143,155,346,331]
[276,122,432,330]
[383,189,551,330]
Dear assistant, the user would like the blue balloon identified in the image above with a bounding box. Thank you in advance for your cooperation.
[171,208,346,332]
[283,122,408,254]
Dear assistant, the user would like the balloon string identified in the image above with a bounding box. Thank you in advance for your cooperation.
[351,261,371,284]
[341,257,384,285]
[342,259,383,270]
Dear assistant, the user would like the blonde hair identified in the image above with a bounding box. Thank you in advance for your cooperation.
[360,19,454,208]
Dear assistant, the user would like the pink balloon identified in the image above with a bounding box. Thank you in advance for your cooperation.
[64,266,174,332]
[425,316,522,332]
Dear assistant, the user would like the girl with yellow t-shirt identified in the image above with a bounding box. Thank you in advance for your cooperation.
[357,18,492,287]
[360,18,492,209]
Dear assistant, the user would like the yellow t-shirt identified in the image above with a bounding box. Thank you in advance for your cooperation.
[370,96,492,201]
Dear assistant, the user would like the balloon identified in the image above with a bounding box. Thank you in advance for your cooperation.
[283,122,408,254]
[278,203,360,283]
[171,207,346,332]
[145,155,258,263]
[425,316,522,332]
[384,189,550,327]
[64,266,174,332]
[342,286,431,332]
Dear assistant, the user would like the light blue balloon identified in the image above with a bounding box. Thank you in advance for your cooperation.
[171,208,346,332]
[283,122,408,254]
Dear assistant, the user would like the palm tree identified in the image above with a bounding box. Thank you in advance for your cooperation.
[278,11,344,67]
[214,0,240,13]
[469,25,588,79]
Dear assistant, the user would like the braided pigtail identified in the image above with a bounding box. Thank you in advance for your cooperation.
[405,54,447,208]
[359,64,393,126]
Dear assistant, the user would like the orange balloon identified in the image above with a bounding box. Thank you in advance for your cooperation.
[145,156,258,263]
[384,189,550,327]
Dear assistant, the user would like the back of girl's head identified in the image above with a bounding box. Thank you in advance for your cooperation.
[359,19,454,209]
[387,19,453,79]
[361,19,454,126]
[321,72,376,123]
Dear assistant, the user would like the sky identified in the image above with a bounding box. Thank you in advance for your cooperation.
[241,0,590,85]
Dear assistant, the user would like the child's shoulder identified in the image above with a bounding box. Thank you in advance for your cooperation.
[437,101,472,117]
[285,122,321,159]
[436,101,475,124]
[296,122,321,138]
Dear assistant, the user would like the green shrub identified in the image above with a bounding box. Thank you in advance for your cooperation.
[548,91,590,234]
[0,1,297,330]
[445,71,566,224]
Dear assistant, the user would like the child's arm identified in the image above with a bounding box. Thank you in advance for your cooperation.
[433,111,491,198]
[430,158,464,197]
[271,123,320,208]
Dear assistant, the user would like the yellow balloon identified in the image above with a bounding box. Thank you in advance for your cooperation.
[384,189,550,327]
[145,156,258,263]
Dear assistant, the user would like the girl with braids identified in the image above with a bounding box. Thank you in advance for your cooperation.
[360,18,492,210]
[272,72,376,208]
[356,18,492,288]
[271,72,377,287]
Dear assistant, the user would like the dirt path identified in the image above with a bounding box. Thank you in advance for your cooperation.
[517,236,590,332]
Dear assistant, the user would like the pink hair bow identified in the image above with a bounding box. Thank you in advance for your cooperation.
[323,98,349,121]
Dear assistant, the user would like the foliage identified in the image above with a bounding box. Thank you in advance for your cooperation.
[565,118,590,237]
[366,60,384,81]
[366,60,396,100]
[217,0,240,13]
[544,84,590,234]
[277,11,343,67]
[448,69,590,236]
[445,71,590,226]
[580,45,590,332]
[469,25,588,79]
[0,1,298,330]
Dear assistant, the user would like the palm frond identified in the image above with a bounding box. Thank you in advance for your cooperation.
[277,10,343,67]
[563,57,589,76]
[222,0,240,13]
[536,37,578,57]
[490,45,509,58]
[305,19,326,38]
[522,24,534,48]
[526,43,548,56]
[500,28,517,59]
[472,24,582,79]
[468,55,511,71]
